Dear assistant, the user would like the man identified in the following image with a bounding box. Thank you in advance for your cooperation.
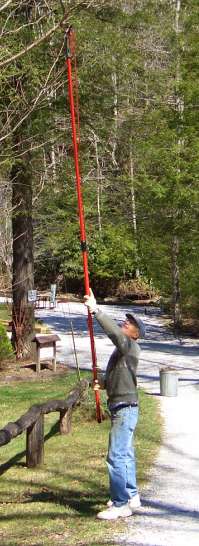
[84,289,145,521]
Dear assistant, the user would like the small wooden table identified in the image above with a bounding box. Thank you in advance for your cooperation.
[32,334,60,373]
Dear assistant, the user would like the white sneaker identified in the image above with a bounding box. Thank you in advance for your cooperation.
[107,493,141,511]
[97,503,132,520]
[128,494,141,512]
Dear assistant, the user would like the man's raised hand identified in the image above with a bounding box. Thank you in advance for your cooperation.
[84,288,98,314]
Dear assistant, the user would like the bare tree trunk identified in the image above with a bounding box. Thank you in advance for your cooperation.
[171,0,183,329]
[93,131,102,233]
[11,153,35,358]
[129,149,140,278]
[50,143,57,184]
[36,5,57,186]
[0,177,12,287]
[111,66,118,167]
[172,235,182,328]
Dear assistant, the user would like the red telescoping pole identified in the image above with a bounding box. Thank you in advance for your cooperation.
[65,28,101,423]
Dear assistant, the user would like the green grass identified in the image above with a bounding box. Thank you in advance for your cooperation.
[0,304,11,323]
[0,373,162,546]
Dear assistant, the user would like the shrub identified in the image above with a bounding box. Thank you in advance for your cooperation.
[116,278,157,300]
[0,323,14,363]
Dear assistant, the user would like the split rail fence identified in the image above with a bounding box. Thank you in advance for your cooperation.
[0,379,89,468]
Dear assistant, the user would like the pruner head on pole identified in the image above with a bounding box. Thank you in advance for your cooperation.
[64,25,74,58]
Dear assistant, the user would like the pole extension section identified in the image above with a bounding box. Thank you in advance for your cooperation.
[65,27,101,423]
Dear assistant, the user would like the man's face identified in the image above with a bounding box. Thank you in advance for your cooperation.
[121,319,140,339]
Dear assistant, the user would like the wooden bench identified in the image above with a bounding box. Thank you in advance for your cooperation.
[30,284,57,310]
[32,334,60,373]
[35,294,48,309]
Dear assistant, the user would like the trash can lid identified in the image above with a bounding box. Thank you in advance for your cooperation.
[160,367,178,373]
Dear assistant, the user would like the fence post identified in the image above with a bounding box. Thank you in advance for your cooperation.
[26,414,44,467]
[59,408,72,434]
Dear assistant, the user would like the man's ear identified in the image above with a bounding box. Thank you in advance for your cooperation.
[132,328,140,340]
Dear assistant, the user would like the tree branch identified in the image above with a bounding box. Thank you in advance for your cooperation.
[0,13,69,69]
[0,0,13,12]
[0,14,47,39]
[0,40,65,143]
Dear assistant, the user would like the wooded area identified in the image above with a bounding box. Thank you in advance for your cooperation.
[0,1,198,354]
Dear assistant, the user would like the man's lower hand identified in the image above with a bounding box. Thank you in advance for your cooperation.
[93,379,100,391]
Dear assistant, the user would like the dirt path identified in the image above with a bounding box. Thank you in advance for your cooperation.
[114,385,199,546]
[36,301,199,386]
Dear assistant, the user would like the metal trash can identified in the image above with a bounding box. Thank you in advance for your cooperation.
[159,367,178,397]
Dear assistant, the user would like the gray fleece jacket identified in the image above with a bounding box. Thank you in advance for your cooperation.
[94,309,140,407]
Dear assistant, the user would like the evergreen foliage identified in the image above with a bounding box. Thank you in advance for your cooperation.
[0,1,199,318]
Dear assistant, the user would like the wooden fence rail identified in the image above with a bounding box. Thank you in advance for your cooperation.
[0,379,89,468]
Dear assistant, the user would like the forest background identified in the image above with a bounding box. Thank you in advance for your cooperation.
[0,0,199,352]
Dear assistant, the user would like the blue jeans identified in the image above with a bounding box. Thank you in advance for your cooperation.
[107,406,139,507]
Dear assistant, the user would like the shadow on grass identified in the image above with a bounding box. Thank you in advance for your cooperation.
[0,484,108,519]
[0,449,26,476]
[24,487,106,516]
[0,493,199,523]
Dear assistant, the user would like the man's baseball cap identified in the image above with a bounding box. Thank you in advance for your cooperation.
[125,313,146,338]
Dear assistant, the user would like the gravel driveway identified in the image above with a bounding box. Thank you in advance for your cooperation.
[36,301,199,545]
